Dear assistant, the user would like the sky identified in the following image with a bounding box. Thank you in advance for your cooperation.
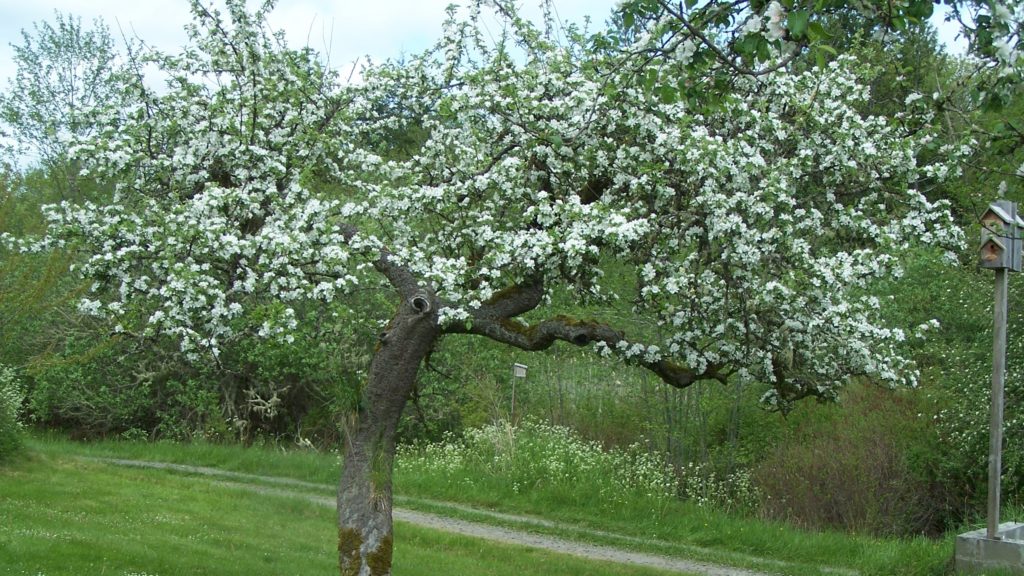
[0,0,967,97]
[0,0,622,87]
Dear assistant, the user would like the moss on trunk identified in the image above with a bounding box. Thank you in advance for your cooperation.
[338,527,362,576]
[366,534,393,575]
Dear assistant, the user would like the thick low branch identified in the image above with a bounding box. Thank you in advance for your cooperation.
[445,313,720,390]
[473,280,546,319]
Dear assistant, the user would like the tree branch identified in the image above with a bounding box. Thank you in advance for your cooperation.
[338,223,423,298]
[445,312,721,389]
[655,0,802,77]
[473,279,546,319]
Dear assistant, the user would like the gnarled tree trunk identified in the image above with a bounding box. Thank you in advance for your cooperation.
[337,290,439,576]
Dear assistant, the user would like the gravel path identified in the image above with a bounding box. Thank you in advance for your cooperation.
[392,507,767,576]
[86,457,853,576]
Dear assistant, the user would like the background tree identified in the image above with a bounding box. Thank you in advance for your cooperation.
[1,1,995,575]
[0,11,131,198]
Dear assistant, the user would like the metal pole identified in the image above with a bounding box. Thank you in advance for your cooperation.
[988,267,1009,539]
[511,366,516,418]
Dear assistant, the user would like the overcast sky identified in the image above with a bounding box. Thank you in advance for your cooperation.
[0,0,966,91]
[0,0,622,87]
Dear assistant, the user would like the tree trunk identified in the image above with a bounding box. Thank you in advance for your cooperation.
[337,290,439,576]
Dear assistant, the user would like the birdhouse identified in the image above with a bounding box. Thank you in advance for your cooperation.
[980,200,1023,271]
[512,363,528,378]
[981,236,1007,267]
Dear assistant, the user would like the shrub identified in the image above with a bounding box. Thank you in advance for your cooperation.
[0,364,25,460]
[27,338,160,437]
[753,384,946,536]
[23,301,371,444]
[870,249,1024,526]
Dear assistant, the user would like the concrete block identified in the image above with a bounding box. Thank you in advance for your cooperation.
[957,523,1024,574]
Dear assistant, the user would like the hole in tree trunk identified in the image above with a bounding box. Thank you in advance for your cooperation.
[410,295,431,314]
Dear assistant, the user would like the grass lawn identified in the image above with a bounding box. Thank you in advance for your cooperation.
[0,449,684,576]
[9,434,958,573]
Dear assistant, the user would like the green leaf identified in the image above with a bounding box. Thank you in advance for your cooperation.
[977,27,994,52]
[907,0,933,21]
[982,92,1005,113]
[806,21,831,43]
[813,45,834,68]
[787,11,810,39]
[735,34,758,55]
[756,37,772,62]
[658,84,678,104]
[644,68,659,91]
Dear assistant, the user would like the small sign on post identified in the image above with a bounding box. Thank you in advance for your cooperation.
[511,363,527,417]
[513,363,528,379]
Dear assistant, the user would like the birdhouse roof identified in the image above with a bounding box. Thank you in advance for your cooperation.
[984,204,1014,224]
[983,236,1007,251]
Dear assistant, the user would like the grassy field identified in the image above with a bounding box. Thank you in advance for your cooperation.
[0,448,688,576]
[6,435,960,576]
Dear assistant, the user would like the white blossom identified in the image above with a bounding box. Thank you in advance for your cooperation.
[15,3,964,405]
[765,2,787,41]
[741,15,763,35]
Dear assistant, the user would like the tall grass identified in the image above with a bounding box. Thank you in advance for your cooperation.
[394,418,953,576]
[397,418,676,510]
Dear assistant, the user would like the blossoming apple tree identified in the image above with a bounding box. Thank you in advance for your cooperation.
[3,0,998,574]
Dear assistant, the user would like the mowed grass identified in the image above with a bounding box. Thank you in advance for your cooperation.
[0,453,335,575]
[0,450,684,576]
[20,435,957,576]
[28,432,341,484]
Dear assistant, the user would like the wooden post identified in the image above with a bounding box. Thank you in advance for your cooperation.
[979,199,1019,540]
[989,266,1009,539]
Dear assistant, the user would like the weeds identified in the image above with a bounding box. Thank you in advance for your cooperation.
[397,418,676,509]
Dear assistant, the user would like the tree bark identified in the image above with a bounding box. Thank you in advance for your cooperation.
[337,290,439,576]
